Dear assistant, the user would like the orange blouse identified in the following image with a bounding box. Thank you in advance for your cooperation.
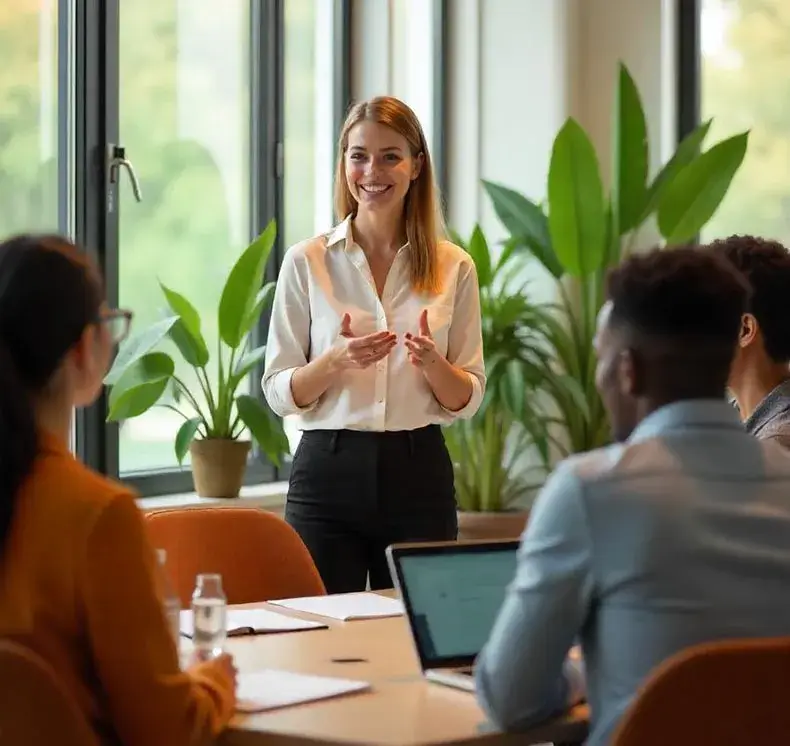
[0,431,235,745]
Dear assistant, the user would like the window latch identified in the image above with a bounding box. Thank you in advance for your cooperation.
[107,144,143,203]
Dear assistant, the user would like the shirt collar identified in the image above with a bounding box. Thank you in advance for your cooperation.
[325,216,353,249]
[744,379,790,433]
[324,216,410,253]
[627,399,744,445]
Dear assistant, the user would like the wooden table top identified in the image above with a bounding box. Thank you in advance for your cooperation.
[201,600,590,746]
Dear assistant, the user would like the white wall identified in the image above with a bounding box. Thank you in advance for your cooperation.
[350,0,678,248]
[350,0,440,155]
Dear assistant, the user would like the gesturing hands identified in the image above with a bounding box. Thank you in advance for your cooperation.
[405,309,439,368]
[332,313,397,370]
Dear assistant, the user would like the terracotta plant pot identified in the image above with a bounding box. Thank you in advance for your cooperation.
[457,509,530,541]
[189,439,251,498]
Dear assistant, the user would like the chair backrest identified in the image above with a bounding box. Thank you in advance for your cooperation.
[0,640,100,746]
[144,507,326,606]
[612,636,790,746]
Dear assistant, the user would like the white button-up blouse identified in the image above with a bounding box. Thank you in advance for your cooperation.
[262,217,486,432]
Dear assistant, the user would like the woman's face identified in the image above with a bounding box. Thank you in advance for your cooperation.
[344,120,423,216]
[70,306,126,409]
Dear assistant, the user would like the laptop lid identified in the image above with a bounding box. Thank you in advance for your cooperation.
[386,539,519,671]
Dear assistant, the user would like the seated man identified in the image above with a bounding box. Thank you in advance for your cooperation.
[474,247,790,746]
[707,235,790,448]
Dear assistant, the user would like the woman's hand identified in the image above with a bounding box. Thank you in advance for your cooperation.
[404,309,440,367]
[331,313,397,370]
[406,309,473,411]
[213,653,238,690]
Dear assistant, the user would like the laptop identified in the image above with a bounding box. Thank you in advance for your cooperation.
[386,539,520,692]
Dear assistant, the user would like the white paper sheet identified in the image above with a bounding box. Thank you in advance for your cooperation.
[179,607,327,637]
[268,592,405,621]
[235,669,371,712]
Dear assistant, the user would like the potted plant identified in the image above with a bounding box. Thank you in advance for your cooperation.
[104,220,289,498]
[446,226,554,540]
[482,62,750,457]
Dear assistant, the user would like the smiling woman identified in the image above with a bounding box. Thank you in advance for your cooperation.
[262,96,486,595]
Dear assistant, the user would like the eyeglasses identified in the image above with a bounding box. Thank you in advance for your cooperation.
[99,309,133,344]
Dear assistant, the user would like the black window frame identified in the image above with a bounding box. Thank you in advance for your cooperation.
[71,0,351,497]
[676,0,701,142]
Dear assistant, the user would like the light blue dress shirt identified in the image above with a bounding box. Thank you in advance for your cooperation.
[475,400,790,745]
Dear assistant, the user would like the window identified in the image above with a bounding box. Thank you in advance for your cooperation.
[46,0,351,495]
[699,0,790,244]
[281,0,348,455]
[116,0,253,475]
[0,0,73,236]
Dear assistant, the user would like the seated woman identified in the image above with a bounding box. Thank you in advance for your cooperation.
[0,235,236,745]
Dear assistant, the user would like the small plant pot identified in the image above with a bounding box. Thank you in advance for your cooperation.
[457,509,530,541]
[189,439,251,499]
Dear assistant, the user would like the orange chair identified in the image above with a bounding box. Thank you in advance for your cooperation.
[0,640,100,746]
[612,636,790,745]
[144,507,326,606]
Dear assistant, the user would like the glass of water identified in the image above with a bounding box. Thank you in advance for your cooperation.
[191,573,227,661]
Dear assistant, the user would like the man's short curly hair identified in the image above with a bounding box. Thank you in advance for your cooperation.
[706,235,790,363]
[605,247,750,397]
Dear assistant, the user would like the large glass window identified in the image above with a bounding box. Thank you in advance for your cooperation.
[0,0,72,235]
[1,1,348,494]
[116,0,252,475]
[700,0,790,244]
[281,0,343,454]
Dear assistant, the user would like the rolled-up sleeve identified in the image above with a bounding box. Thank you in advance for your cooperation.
[443,258,486,419]
[262,246,318,418]
[474,462,592,731]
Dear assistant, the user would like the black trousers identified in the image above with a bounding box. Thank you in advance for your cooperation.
[285,425,458,594]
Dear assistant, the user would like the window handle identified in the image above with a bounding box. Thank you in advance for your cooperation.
[108,144,143,202]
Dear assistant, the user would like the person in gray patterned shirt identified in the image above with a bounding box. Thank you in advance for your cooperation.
[707,235,790,449]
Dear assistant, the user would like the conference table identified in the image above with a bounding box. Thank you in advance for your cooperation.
[194,595,590,746]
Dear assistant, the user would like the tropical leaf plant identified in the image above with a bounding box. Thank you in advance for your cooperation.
[482,61,749,458]
[446,226,557,511]
[103,220,290,467]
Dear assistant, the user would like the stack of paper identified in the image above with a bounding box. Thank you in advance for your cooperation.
[235,669,371,712]
[179,607,327,638]
[269,592,405,621]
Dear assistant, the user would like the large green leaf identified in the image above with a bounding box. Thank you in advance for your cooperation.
[613,63,648,233]
[160,282,209,367]
[160,282,201,339]
[494,237,519,276]
[240,282,276,340]
[235,394,290,466]
[639,119,712,223]
[175,417,202,465]
[547,118,607,277]
[218,220,277,349]
[657,131,749,244]
[107,352,175,420]
[104,316,178,385]
[603,200,621,266]
[466,225,492,289]
[482,180,564,278]
[232,345,267,385]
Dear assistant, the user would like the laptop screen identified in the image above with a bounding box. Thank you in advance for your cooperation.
[395,544,518,667]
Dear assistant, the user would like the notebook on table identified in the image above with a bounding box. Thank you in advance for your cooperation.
[179,607,328,638]
[386,539,520,692]
[269,592,405,621]
[235,669,372,713]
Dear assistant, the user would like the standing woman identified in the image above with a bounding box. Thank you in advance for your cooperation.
[263,96,485,594]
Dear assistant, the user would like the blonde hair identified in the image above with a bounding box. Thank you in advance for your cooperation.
[333,96,445,294]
